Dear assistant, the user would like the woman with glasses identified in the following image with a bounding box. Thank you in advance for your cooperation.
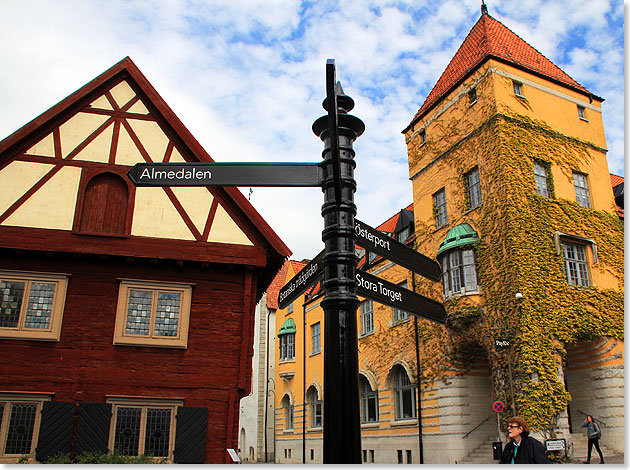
[499,417,550,464]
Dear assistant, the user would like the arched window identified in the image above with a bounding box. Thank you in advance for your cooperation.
[281,394,293,430]
[360,375,378,423]
[306,386,322,428]
[78,172,129,235]
[393,366,416,420]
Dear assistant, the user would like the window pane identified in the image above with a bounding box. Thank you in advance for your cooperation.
[312,323,321,353]
[534,162,549,197]
[144,408,171,457]
[466,168,482,208]
[114,407,142,456]
[573,173,591,208]
[462,250,478,292]
[154,292,181,337]
[24,282,55,329]
[0,281,25,328]
[4,404,37,455]
[125,290,152,336]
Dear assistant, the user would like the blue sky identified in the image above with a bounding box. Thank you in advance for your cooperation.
[0,0,624,260]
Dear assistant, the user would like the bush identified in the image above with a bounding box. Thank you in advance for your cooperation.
[40,451,168,464]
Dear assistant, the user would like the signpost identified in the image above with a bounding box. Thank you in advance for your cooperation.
[128,60,445,464]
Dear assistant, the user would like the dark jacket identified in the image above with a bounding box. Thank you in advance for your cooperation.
[499,436,550,464]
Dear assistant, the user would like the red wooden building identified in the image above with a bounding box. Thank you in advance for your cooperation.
[0,57,290,463]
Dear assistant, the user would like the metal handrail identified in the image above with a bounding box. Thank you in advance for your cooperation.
[577,409,607,426]
[463,414,493,439]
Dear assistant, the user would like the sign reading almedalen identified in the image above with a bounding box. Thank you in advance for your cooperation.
[140,166,211,181]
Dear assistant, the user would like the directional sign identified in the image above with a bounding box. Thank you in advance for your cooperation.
[356,270,445,324]
[278,250,325,310]
[127,162,322,187]
[493,401,504,413]
[355,219,442,282]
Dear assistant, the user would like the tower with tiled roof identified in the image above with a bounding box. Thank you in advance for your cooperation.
[404,5,623,463]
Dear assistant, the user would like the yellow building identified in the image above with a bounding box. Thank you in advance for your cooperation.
[271,6,622,465]
[400,5,623,463]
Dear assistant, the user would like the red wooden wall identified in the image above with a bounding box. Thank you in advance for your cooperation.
[0,248,257,463]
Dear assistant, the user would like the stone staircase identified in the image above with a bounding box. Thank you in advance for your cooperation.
[457,436,498,464]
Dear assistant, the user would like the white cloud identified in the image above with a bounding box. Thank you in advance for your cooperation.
[0,0,623,259]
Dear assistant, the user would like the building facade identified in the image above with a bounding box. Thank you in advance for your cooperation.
[0,58,289,463]
[270,6,623,465]
[402,6,623,462]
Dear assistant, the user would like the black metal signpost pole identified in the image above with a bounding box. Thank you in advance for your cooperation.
[312,60,364,464]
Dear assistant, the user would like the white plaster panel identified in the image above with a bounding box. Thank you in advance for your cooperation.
[59,112,109,158]
[89,95,113,110]
[0,161,55,215]
[2,165,81,230]
[109,81,136,108]
[170,186,214,235]
[208,205,253,246]
[115,124,146,165]
[131,187,195,240]
[127,100,149,114]
[24,133,55,157]
[169,147,186,163]
[73,124,113,163]
[127,119,169,162]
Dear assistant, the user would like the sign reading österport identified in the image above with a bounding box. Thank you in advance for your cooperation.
[127,162,322,187]
[356,270,445,324]
[355,219,441,282]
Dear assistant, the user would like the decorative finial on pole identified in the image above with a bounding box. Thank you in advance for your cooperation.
[481,0,488,15]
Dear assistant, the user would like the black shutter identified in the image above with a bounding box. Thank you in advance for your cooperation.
[75,403,112,456]
[35,401,75,462]
[173,407,208,463]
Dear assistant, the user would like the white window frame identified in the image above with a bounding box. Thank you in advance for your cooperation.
[360,376,379,424]
[360,300,374,335]
[279,333,295,361]
[0,271,69,342]
[573,172,592,208]
[311,322,321,354]
[577,105,588,121]
[440,249,478,299]
[513,81,524,97]
[465,167,482,209]
[392,282,410,323]
[394,368,416,420]
[0,393,52,463]
[433,188,448,228]
[533,161,549,197]
[562,242,591,287]
[106,397,182,461]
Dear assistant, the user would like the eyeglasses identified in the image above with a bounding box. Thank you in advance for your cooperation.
[507,424,521,429]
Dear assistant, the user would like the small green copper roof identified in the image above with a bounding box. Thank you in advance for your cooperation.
[279,318,296,335]
[437,223,479,256]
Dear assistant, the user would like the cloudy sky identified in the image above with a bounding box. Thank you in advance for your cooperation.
[1,0,624,260]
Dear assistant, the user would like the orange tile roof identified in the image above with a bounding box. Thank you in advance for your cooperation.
[610,174,624,188]
[406,12,597,131]
[266,259,307,309]
[376,203,414,233]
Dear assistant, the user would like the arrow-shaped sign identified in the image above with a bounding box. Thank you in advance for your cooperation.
[278,250,325,310]
[356,270,445,324]
[127,162,322,187]
[355,219,442,282]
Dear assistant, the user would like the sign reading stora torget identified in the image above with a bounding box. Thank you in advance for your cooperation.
[356,270,445,324]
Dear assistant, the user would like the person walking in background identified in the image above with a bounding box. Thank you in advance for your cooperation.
[499,416,550,464]
[581,415,604,464]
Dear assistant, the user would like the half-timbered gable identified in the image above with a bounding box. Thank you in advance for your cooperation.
[0,57,290,463]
